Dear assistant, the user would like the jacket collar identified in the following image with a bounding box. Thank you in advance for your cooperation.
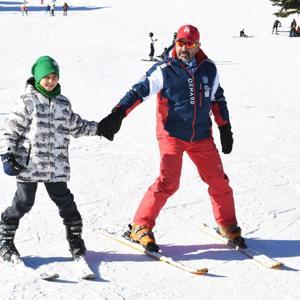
[171,47,208,64]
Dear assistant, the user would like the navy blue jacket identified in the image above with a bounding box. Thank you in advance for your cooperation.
[116,50,230,142]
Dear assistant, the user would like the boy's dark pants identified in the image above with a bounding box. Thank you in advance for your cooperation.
[1,182,81,225]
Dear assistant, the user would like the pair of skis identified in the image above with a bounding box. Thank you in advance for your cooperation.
[5,224,283,280]
[99,223,283,276]
[2,254,95,281]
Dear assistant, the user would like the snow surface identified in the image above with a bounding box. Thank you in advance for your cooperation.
[0,0,299,299]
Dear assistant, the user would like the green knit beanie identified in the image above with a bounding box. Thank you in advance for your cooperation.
[31,56,59,83]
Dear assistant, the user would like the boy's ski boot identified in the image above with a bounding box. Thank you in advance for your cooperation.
[217,224,246,249]
[124,224,159,252]
[64,220,86,259]
[0,220,20,262]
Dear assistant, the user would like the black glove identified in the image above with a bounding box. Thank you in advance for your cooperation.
[219,124,233,154]
[1,153,24,176]
[97,107,126,141]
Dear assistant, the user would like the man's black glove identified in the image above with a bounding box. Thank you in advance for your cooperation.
[219,124,233,154]
[97,107,126,141]
[1,153,24,176]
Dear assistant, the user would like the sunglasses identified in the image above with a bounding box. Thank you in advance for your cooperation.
[175,40,197,49]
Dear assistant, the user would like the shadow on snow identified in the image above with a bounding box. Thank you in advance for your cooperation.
[89,239,299,272]
[22,251,110,282]
[18,238,299,281]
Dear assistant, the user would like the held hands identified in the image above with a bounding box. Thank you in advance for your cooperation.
[97,107,126,141]
[1,153,24,176]
[219,124,233,154]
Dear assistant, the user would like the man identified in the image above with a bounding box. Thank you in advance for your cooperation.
[161,32,177,59]
[50,3,55,16]
[63,2,69,16]
[149,32,157,61]
[290,19,297,37]
[98,24,245,251]
[272,19,281,34]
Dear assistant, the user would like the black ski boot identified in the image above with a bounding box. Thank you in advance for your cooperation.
[0,220,20,262]
[64,220,86,259]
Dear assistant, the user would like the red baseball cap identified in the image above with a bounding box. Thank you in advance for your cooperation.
[176,25,200,43]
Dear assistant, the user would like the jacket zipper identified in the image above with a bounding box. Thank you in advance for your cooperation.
[26,144,31,166]
[190,76,197,142]
[199,83,202,107]
[48,99,52,180]
[180,63,201,142]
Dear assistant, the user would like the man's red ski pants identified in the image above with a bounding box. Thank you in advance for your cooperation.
[133,136,238,229]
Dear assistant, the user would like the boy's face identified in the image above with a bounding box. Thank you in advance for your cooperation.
[39,73,59,91]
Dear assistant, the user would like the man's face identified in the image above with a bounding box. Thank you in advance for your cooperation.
[175,39,200,63]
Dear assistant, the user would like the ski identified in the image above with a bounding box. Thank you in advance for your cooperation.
[98,228,208,275]
[2,254,59,281]
[199,223,283,269]
[73,255,96,280]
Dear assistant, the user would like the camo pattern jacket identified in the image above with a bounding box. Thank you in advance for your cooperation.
[0,82,98,182]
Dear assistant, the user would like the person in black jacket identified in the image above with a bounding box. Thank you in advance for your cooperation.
[290,19,297,37]
[63,2,69,16]
[272,19,281,34]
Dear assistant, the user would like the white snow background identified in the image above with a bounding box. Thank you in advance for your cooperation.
[0,0,299,299]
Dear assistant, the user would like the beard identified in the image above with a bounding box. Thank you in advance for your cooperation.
[178,50,191,63]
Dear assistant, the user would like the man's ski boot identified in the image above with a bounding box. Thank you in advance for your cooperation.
[64,220,86,260]
[0,220,20,262]
[217,224,246,249]
[124,224,160,252]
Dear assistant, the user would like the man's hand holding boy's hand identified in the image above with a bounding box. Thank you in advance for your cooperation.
[96,107,126,141]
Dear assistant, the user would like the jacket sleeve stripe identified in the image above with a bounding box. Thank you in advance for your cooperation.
[117,65,164,114]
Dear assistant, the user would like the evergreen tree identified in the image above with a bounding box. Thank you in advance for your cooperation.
[270,0,300,17]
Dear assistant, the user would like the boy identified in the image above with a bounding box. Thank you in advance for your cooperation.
[0,56,101,262]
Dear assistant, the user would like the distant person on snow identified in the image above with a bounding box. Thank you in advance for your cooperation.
[272,19,281,34]
[239,28,247,37]
[0,56,103,262]
[157,47,168,60]
[20,4,28,16]
[149,32,157,61]
[98,24,245,252]
[158,32,178,60]
[50,3,55,16]
[290,19,297,37]
[162,32,177,59]
[63,2,69,16]
[45,4,51,14]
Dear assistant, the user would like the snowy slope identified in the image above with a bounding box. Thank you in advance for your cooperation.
[0,0,299,299]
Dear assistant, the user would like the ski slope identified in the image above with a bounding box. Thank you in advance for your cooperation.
[0,0,299,299]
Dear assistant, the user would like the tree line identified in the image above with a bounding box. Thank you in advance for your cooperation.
[270,0,300,17]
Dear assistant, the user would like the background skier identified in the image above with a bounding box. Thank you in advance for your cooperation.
[63,2,69,16]
[148,32,157,61]
[272,19,281,34]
